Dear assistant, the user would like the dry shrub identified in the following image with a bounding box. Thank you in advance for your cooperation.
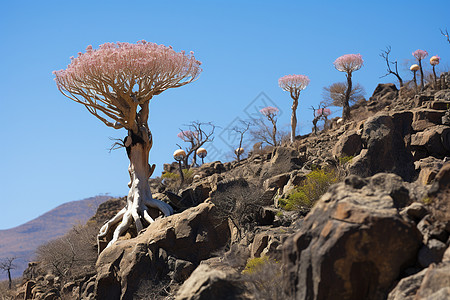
[133,280,175,300]
[210,179,263,240]
[0,278,20,300]
[35,222,98,281]
[241,256,288,300]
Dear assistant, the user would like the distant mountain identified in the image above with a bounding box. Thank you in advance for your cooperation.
[0,195,112,279]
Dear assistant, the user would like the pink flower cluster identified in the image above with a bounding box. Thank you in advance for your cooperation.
[412,49,428,60]
[278,74,310,91]
[260,106,279,116]
[333,54,364,73]
[177,130,197,141]
[53,40,202,95]
[315,108,331,117]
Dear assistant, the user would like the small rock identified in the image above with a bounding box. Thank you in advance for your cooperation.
[403,202,428,221]
[175,265,244,300]
[418,239,447,268]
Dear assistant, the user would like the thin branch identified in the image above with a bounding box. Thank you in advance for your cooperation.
[441,28,450,44]
[379,46,403,87]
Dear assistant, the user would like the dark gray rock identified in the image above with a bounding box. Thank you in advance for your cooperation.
[283,173,422,300]
[418,239,447,268]
[349,112,415,181]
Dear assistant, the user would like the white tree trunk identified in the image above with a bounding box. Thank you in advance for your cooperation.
[98,128,173,253]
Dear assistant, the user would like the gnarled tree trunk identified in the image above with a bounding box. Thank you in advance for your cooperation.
[98,103,173,253]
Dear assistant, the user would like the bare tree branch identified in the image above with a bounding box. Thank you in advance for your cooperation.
[178,121,215,168]
[0,257,17,289]
[380,46,404,87]
[441,28,450,44]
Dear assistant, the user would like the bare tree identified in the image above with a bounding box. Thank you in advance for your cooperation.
[380,46,404,87]
[251,107,281,147]
[441,28,450,44]
[230,120,252,162]
[311,106,331,134]
[322,82,365,109]
[0,257,17,289]
[54,41,202,251]
[177,121,215,168]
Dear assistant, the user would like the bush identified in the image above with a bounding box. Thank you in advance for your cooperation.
[241,256,287,300]
[210,179,263,240]
[338,156,353,165]
[242,256,270,274]
[35,223,98,281]
[161,169,195,192]
[279,168,339,210]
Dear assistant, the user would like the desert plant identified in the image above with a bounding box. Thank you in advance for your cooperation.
[279,168,339,211]
[441,28,450,45]
[35,224,98,281]
[177,121,215,168]
[0,257,17,290]
[410,64,420,92]
[322,82,365,110]
[430,55,441,89]
[380,46,404,87]
[279,75,310,142]
[412,49,428,90]
[333,54,364,121]
[210,179,263,240]
[241,256,287,300]
[259,106,279,146]
[54,41,202,251]
[196,147,207,164]
[242,256,270,274]
[230,120,252,162]
[311,106,331,134]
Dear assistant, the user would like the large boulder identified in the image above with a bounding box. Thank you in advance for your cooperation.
[94,202,230,300]
[175,264,245,300]
[283,173,422,300]
[260,147,303,179]
[332,130,362,157]
[349,112,415,181]
[411,125,450,158]
[414,262,450,299]
[369,83,398,103]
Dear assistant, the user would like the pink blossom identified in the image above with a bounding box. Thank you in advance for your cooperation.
[53,41,202,100]
[316,108,331,117]
[334,54,363,73]
[278,74,310,91]
[260,106,279,116]
[412,49,428,60]
[177,130,197,141]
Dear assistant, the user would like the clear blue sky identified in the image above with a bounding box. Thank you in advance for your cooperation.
[0,0,449,229]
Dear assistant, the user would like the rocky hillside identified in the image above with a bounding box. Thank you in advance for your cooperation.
[14,74,450,300]
[0,196,111,279]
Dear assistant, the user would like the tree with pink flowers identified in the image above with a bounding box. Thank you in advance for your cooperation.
[54,41,202,252]
[333,54,363,121]
[412,49,428,90]
[279,75,310,143]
